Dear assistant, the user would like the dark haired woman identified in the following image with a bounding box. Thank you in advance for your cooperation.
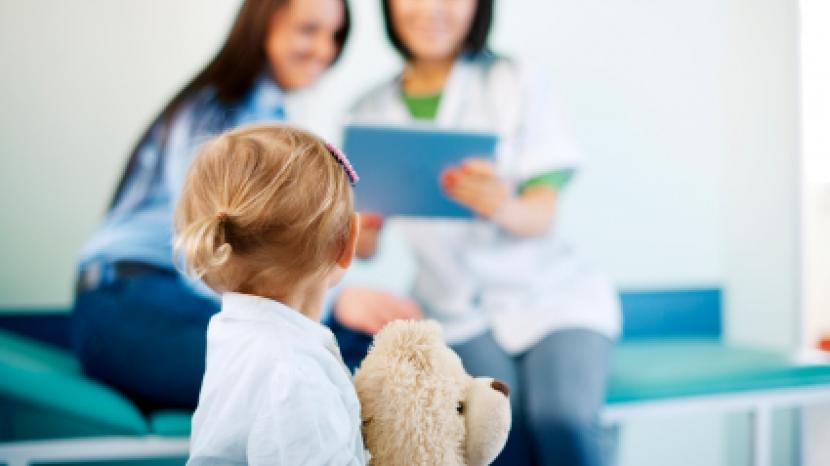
[345,1,622,465]
[72,0,352,411]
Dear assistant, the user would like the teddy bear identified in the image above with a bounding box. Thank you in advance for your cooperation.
[354,320,512,466]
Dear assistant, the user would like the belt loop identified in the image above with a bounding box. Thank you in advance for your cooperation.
[85,262,102,291]
[77,261,116,293]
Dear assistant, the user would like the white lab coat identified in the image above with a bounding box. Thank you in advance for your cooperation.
[348,53,621,354]
[188,292,367,466]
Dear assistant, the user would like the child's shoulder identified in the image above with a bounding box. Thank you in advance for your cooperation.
[244,341,349,410]
[231,322,339,374]
[207,305,346,385]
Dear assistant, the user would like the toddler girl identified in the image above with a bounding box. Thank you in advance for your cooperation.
[176,124,365,465]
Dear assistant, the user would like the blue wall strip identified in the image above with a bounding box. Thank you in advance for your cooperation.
[620,288,722,340]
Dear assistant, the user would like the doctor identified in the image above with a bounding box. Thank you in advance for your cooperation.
[345,1,621,465]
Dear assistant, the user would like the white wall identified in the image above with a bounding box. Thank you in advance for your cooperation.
[0,1,803,465]
[0,0,240,307]
[799,1,830,464]
[720,0,800,352]
[799,0,830,350]
[499,0,731,289]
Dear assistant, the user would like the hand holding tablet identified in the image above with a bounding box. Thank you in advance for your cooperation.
[440,158,511,220]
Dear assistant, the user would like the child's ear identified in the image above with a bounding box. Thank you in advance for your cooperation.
[336,212,360,269]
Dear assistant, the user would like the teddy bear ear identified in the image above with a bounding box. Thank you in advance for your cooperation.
[372,320,444,371]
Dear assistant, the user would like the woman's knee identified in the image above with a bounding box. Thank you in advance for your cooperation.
[521,329,612,413]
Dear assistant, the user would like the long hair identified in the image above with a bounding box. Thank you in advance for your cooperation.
[109,0,351,207]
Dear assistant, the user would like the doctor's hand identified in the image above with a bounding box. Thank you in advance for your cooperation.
[441,158,558,238]
[334,287,423,335]
[356,212,384,259]
[440,159,510,219]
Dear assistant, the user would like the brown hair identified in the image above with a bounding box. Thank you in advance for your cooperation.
[173,124,354,298]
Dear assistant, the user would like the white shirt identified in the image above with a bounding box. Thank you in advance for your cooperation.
[187,292,367,466]
[348,53,621,354]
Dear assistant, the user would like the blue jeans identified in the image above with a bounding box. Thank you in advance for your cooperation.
[452,329,615,466]
[71,269,220,410]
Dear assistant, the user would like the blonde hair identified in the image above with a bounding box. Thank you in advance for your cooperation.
[173,123,354,297]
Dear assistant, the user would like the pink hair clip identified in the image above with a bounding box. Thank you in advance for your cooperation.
[325,142,359,186]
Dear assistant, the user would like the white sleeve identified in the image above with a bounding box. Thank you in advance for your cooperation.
[246,364,365,466]
[510,64,584,182]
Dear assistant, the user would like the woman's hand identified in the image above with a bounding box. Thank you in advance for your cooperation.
[441,158,558,237]
[334,287,423,335]
[440,159,510,219]
[356,212,384,259]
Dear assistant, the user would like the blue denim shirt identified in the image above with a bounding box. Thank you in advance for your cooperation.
[79,75,286,296]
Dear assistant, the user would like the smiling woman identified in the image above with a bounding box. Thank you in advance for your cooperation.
[70,0,351,411]
[265,0,346,90]
[384,0,481,62]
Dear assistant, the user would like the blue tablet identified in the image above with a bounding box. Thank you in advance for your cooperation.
[343,124,498,218]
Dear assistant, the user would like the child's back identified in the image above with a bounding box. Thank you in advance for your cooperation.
[190,293,362,464]
[174,124,365,465]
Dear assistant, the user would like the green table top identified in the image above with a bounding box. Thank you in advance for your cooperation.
[608,338,830,403]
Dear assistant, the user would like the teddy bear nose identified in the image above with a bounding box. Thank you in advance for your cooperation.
[491,379,510,397]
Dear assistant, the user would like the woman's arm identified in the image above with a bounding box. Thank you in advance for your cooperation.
[164,95,223,208]
[493,184,557,237]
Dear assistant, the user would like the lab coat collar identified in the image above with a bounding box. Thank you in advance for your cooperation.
[393,53,478,127]
[435,53,478,127]
[220,292,338,354]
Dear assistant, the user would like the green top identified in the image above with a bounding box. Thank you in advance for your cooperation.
[521,169,575,193]
[402,91,574,192]
[403,92,443,120]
